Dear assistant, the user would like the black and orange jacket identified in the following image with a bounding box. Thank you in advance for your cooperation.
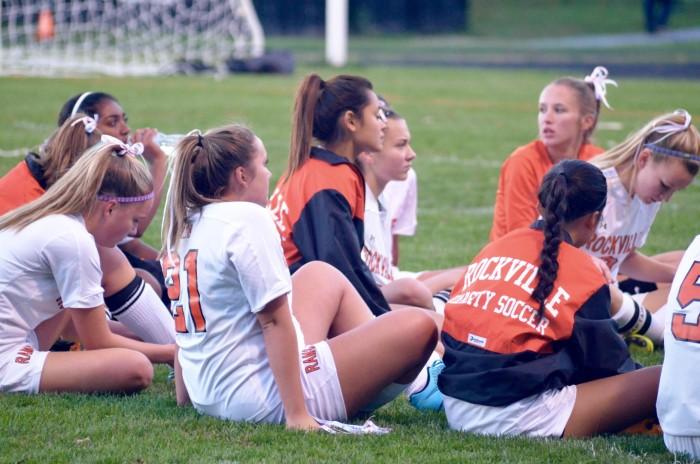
[268,147,390,316]
[439,226,636,407]
[0,153,46,216]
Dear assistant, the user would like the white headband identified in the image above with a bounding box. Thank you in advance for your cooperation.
[70,115,97,134]
[584,66,617,110]
[70,92,94,117]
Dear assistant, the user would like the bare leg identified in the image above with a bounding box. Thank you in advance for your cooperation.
[381,278,434,309]
[563,366,661,438]
[418,266,466,294]
[652,250,683,268]
[327,309,438,416]
[39,349,153,394]
[642,286,671,312]
[291,262,374,343]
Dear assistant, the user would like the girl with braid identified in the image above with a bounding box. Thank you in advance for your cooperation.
[440,160,660,437]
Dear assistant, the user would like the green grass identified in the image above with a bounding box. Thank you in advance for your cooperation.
[1,67,699,462]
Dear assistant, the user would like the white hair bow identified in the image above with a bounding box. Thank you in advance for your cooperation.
[654,109,692,134]
[70,115,97,134]
[584,66,617,110]
[100,134,144,157]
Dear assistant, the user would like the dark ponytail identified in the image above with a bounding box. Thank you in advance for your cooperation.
[285,73,373,180]
[532,159,607,317]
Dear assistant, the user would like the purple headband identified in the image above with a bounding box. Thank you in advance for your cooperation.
[97,191,155,204]
[644,143,700,163]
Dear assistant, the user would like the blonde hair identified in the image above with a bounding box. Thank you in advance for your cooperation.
[591,111,700,184]
[161,124,257,255]
[0,141,153,232]
[40,113,102,188]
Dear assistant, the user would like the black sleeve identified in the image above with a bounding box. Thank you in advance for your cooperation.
[290,189,390,316]
[566,285,637,384]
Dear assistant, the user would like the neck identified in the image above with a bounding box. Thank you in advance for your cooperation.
[82,209,99,236]
[615,161,635,196]
[544,137,584,164]
[363,170,388,198]
[325,139,356,164]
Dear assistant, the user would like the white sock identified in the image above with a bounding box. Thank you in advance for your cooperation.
[612,293,664,344]
[111,281,175,344]
[404,351,441,397]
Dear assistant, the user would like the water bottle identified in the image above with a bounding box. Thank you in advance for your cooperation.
[154,133,184,156]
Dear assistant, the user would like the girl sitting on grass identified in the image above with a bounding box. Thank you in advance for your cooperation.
[0,138,174,394]
[163,124,438,429]
[440,160,660,438]
[490,66,614,241]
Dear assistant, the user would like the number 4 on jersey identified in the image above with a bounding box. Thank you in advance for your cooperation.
[672,261,700,343]
[162,250,206,334]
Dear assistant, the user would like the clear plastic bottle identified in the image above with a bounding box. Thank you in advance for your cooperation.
[154,133,184,156]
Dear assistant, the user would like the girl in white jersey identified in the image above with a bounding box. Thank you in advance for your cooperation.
[588,110,700,345]
[0,138,175,395]
[357,102,465,310]
[163,125,438,430]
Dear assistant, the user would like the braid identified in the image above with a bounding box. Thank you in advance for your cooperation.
[532,175,567,318]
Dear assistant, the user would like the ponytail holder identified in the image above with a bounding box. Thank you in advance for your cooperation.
[101,134,144,158]
[653,109,692,135]
[584,66,617,110]
[70,115,97,134]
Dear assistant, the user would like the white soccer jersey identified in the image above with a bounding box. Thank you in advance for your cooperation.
[382,167,418,238]
[166,202,297,423]
[0,214,104,355]
[658,235,700,437]
[583,167,661,279]
[361,185,395,286]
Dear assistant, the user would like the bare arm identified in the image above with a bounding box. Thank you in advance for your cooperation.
[256,294,319,431]
[174,345,191,406]
[130,128,168,237]
[71,306,175,365]
[619,250,676,283]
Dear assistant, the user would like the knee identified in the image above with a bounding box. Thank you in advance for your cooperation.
[123,351,154,392]
[402,310,439,353]
[391,279,434,309]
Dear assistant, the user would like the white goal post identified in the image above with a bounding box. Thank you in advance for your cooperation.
[0,0,265,76]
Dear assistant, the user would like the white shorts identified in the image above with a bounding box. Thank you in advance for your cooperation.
[664,434,700,460]
[196,341,346,423]
[0,334,49,394]
[444,385,577,437]
[298,341,347,422]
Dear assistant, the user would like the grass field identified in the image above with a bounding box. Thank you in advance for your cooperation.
[1,66,699,462]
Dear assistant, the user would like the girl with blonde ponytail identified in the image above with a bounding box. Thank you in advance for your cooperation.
[0,139,174,395]
[586,110,700,346]
[163,124,438,429]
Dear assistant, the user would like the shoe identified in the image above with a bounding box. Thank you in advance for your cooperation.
[409,359,445,411]
[625,333,655,353]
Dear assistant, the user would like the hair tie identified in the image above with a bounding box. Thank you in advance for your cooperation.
[70,115,97,134]
[71,92,93,117]
[648,109,693,146]
[584,66,617,110]
[101,134,144,157]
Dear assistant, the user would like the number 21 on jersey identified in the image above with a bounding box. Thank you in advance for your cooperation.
[671,260,700,344]
[162,250,206,334]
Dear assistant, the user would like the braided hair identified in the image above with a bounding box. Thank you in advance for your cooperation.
[531,159,607,318]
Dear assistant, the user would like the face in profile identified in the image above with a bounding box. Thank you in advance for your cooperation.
[240,137,272,207]
[370,118,415,183]
[93,198,153,247]
[353,91,387,154]
[95,99,130,143]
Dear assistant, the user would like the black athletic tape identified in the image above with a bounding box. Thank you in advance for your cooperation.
[105,275,145,318]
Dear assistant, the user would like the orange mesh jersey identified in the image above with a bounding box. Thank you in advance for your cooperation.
[439,227,636,407]
[489,140,603,241]
[268,147,390,315]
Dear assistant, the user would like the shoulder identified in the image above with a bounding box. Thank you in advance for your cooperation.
[202,201,275,227]
[579,143,605,160]
[502,140,546,172]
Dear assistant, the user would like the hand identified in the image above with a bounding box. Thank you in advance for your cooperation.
[590,256,614,284]
[131,128,165,163]
[285,413,320,431]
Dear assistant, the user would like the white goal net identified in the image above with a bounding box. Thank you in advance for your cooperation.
[0,0,265,76]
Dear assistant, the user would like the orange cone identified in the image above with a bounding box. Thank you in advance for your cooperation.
[36,8,55,42]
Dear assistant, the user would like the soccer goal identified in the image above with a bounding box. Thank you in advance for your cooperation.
[0,0,265,76]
